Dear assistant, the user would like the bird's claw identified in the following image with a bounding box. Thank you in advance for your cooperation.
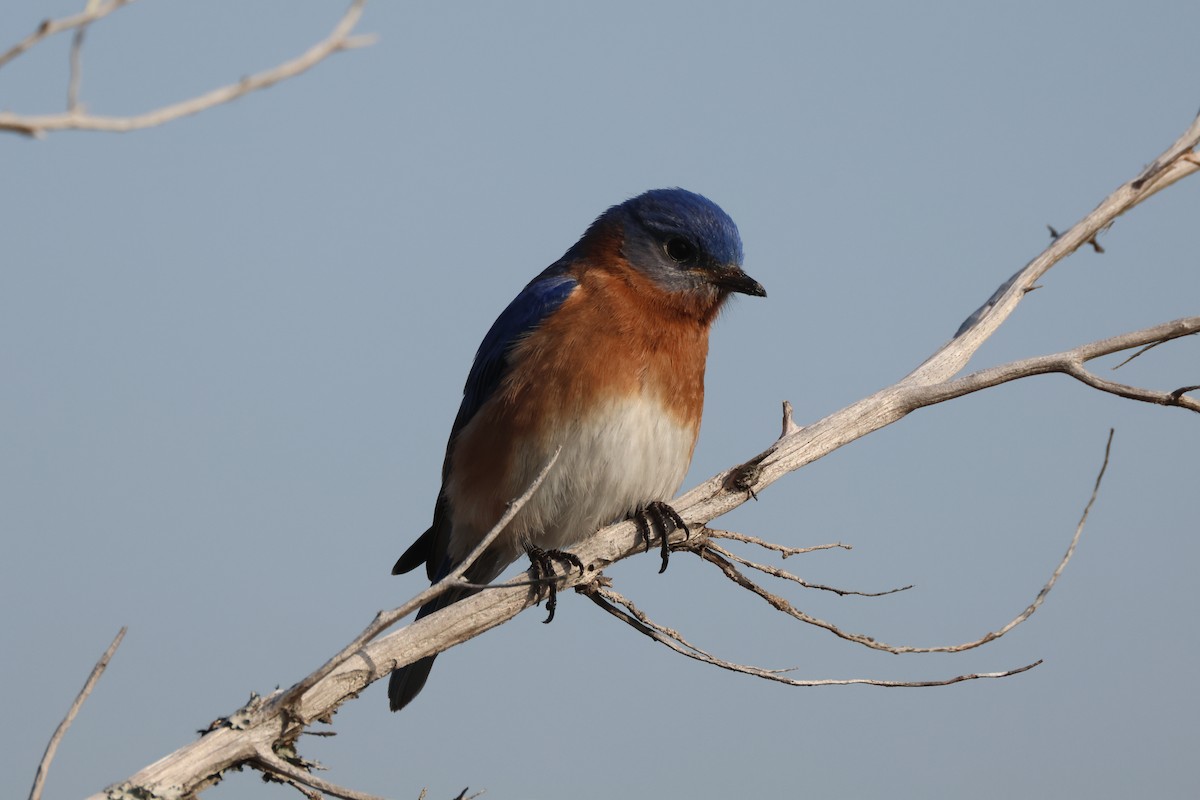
[633,501,689,573]
[527,546,584,623]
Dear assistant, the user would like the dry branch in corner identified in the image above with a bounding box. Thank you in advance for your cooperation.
[0,0,376,138]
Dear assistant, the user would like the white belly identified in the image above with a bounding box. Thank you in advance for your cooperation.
[448,392,697,574]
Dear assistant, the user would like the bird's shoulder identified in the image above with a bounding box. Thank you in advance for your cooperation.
[455,265,578,436]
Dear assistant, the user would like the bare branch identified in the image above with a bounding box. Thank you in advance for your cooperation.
[923,318,1200,413]
[0,0,375,138]
[0,0,135,71]
[695,426,1109,656]
[590,424,1112,682]
[583,582,1041,688]
[729,429,1104,652]
[696,438,1099,657]
[932,111,1200,369]
[30,627,126,800]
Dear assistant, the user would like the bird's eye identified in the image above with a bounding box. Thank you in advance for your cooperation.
[665,237,697,263]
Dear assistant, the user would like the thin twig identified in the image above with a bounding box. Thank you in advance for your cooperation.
[1061,359,1200,413]
[30,627,127,800]
[967,428,1113,644]
[275,773,322,800]
[256,752,389,800]
[705,528,853,557]
[586,583,1040,687]
[700,429,1114,654]
[67,25,87,112]
[577,577,726,662]
[698,547,935,653]
[704,540,912,597]
[1110,336,1177,369]
[443,446,564,590]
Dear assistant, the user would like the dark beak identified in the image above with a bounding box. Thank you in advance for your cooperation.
[713,266,766,297]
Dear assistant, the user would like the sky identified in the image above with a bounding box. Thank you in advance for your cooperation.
[2,2,1198,799]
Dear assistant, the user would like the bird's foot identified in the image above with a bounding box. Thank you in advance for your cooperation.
[526,546,584,624]
[633,501,689,574]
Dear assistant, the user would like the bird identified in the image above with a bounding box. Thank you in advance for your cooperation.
[388,187,765,711]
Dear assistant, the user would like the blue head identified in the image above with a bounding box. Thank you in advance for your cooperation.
[573,188,765,303]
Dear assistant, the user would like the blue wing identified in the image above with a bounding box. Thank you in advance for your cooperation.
[387,269,578,711]
[454,268,577,438]
[390,267,577,581]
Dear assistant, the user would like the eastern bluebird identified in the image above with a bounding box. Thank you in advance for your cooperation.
[388,188,764,711]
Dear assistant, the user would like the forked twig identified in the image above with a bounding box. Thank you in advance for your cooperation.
[923,318,1200,413]
[583,582,1040,687]
[0,0,136,70]
[695,429,1115,655]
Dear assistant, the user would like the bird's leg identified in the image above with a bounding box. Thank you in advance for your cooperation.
[632,501,689,574]
[525,546,584,624]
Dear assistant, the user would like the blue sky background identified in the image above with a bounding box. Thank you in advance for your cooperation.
[2,2,1197,798]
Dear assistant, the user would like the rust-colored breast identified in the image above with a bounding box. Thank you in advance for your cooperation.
[505,265,712,439]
